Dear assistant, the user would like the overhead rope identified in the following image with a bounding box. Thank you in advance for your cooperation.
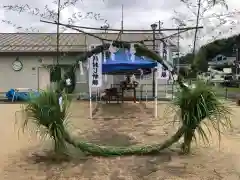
[41,20,202,44]
[40,20,203,32]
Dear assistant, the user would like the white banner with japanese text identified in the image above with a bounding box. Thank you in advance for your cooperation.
[89,53,102,88]
[157,63,169,80]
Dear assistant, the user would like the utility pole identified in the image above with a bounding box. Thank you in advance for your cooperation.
[236,47,239,76]
[151,24,157,51]
[192,0,201,55]
[121,4,124,34]
[233,44,239,77]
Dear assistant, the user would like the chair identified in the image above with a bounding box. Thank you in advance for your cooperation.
[103,87,122,103]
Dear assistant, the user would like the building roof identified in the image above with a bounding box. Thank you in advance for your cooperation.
[0,33,86,52]
[0,32,176,53]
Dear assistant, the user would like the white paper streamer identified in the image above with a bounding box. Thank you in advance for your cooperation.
[109,42,116,53]
[103,52,107,81]
[108,42,120,61]
[130,74,136,83]
[166,47,170,62]
[130,43,135,62]
[59,96,63,112]
[111,52,115,61]
[125,49,129,61]
[66,78,72,86]
[79,61,84,75]
[158,42,163,57]
[173,74,178,81]
[157,63,162,78]
[157,64,170,80]
[138,69,143,76]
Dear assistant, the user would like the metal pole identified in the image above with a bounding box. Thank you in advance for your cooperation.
[236,48,239,76]
[177,27,180,74]
[56,0,61,65]
[152,29,156,51]
[154,69,158,118]
[151,24,157,98]
[158,20,161,34]
[121,5,124,33]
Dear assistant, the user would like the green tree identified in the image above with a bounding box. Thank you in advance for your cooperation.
[178,34,240,73]
[193,48,208,72]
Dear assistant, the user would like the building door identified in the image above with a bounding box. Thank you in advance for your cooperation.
[38,67,50,90]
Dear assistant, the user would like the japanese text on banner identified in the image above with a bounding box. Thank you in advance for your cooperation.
[89,54,102,87]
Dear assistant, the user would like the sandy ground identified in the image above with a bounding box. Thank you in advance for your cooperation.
[0,101,240,179]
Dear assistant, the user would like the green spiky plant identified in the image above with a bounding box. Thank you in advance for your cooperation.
[19,80,231,156]
[21,88,71,153]
[173,81,231,154]
[20,87,185,156]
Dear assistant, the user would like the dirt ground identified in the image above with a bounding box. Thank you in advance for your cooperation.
[1,101,240,180]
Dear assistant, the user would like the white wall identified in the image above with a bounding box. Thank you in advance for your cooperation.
[0,56,41,91]
[0,52,173,97]
[0,56,87,92]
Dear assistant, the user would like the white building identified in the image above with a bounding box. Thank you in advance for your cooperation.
[208,54,235,67]
[0,32,176,97]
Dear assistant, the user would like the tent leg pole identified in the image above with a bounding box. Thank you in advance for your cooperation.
[154,70,158,119]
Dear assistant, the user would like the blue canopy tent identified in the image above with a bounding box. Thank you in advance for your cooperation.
[102,50,158,74]
[99,50,159,117]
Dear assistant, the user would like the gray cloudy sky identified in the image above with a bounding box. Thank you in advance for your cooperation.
[0,0,240,53]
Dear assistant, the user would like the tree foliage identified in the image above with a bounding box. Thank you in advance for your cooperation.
[178,33,240,73]
[1,1,108,33]
[202,34,239,59]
